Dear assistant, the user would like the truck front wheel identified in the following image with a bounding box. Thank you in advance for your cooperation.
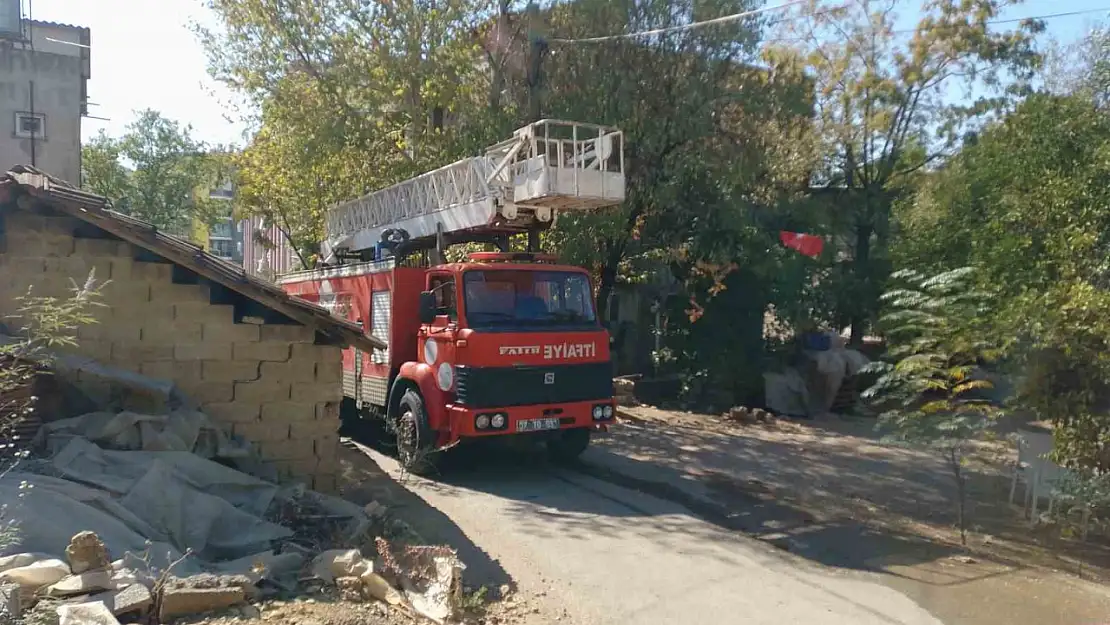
[547,427,591,463]
[396,389,437,476]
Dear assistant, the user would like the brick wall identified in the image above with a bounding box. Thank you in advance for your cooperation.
[0,210,342,493]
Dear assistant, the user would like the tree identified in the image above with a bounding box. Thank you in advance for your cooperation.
[80,131,130,204]
[897,93,1110,471]
[198,0,500,267]
[779,0,1043,345]
[1043,24,1110,107]
[80,110,223,238]
[117,110,212,235]
[863,267,1001,545]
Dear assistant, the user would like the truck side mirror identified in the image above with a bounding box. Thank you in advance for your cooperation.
[418,292,436,324]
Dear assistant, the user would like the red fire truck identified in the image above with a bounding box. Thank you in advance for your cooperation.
[279,120,626,472]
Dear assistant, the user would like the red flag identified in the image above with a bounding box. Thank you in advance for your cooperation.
[779,231,824,258]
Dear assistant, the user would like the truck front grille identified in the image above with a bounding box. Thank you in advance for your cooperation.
[454,362,614,408]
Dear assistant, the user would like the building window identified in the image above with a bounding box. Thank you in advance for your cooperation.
[210,239,236,259]
[14,112,45,140]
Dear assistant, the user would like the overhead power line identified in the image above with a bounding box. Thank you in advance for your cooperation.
[549,2,1110,45]
[548,0,808,44]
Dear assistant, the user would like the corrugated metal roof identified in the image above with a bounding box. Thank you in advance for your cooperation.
[0,165,385,353]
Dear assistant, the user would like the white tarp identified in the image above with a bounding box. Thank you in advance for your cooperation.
[0,411,295,572]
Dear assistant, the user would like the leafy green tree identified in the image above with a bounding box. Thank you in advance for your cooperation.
[897,93,1110,471]
[117,110,212,235]
[863,267,1001,545]
[80,131,130,204]
[780,0,1043,344]
[80,110,225,237]
[1043,24,1110,107]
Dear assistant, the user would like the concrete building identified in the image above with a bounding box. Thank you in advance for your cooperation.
[0,166,385,492]
[0,7,90,185]
[205,180,242,262]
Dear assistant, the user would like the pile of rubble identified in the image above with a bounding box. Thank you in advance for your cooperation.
[613,377,638,407]
[0,370,468,623]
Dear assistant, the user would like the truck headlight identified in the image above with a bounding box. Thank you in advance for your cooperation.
[592,406,604,419]
[603,405,614,418]
[491,413,507,429]
[475,414,491,429]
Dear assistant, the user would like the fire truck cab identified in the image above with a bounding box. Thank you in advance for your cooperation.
[278,120,626,473]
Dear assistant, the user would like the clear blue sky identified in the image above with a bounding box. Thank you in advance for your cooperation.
[26,0,1110,150]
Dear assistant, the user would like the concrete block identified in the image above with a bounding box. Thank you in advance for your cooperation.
[260,402,316,423]
[5,230,74,257]
[174,302,235,325]
[108,257,133,281]
[141,320,201,345]
[202,360,260,382]
[131,261,173,282]
[176,381,235,404]
[234,379,291,402]
[315,361,344,383]
[290,420,330,441]
[314,434,339,457]
[112,342,174,363]
[292,343,342,363]
[233,341,290,362]
[159,586,245,621]
[73,238,129,258]
[233,421,290,443]
[174,342,232,361]
[259,360,316,383]
[150,282,210,305]
[290,381,343,403]
[94,322,143,343]
[315,401,340,421]
[202,322,260,343]
[202,401,262,424]
[82,583,152,616]
[260,324,316,343]
[139,360,202,383]
[259,438,316,461]
[112,303,175,322]
[316,452,340,474]
[100,281,151,304]
[76,340,113,363]
[44,257,112,282]
[0,256,45,277]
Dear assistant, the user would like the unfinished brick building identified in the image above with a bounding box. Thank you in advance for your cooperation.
[0,166,384,492]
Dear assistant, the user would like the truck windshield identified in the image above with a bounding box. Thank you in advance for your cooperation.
[463,270,597,329]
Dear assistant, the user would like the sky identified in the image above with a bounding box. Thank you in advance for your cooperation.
[25,0,1110,150]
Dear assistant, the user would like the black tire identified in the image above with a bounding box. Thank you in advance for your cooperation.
[547,427,591,463]
[396,389,438,476]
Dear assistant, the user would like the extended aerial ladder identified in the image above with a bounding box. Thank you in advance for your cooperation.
[322,120,625,263]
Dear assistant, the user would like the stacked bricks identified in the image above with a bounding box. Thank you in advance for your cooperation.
[0,210,343,493]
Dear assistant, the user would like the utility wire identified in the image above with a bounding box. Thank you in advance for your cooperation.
[550,2,1110,45]
[548,0,808,43]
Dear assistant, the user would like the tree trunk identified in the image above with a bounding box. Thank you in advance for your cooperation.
[596,258,618,323]
[949,448,968,546]
[850,222,873,346]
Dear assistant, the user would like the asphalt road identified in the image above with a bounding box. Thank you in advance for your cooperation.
[361,445,945,625]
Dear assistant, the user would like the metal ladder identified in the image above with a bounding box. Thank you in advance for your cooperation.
[324,120,625,257]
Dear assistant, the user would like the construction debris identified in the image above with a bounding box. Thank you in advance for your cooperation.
[0,360,473,624]
[614,376,638,406]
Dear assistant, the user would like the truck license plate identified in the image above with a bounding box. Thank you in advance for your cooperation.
[516,418,561,433]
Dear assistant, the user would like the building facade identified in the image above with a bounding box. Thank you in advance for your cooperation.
[0,10,90,185]
[205,180,242,262]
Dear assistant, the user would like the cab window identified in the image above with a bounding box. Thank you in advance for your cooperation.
[428,275,457,321]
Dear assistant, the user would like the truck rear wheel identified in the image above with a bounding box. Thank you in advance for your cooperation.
[547,427,591,463]
[396,389,437,476]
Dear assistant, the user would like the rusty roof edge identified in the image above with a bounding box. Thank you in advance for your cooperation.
[4,170,384,352]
